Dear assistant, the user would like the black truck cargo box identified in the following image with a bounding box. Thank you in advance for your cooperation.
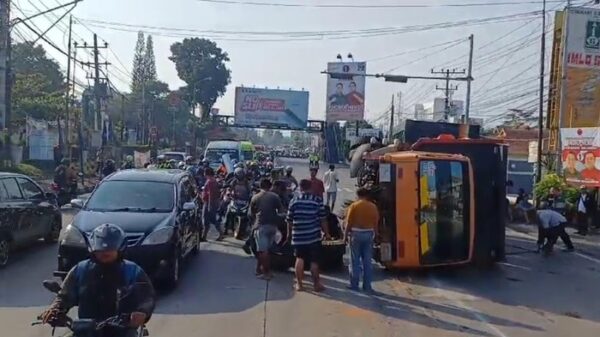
[401,119,481,144]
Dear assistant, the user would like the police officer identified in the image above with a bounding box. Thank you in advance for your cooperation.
[41,224,155,337]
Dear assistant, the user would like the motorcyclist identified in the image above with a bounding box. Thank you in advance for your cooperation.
[309,152,319,169]
[167,159,177,169]
[156,155,166,169]
[282,166,298,191]
[184,156,196,174]
[54,158,70,190]
[40,224,155,337]
[121,155,135,170]
[102,159,116,179]
[224,167,252,238]
[177,161,186,170]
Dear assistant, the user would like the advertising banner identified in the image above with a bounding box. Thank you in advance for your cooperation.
[326,62,366,121]
[561,127,600,186]
[234,87,309,129]
[561,7,600,127]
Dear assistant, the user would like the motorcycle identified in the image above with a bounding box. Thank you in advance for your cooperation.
[226,198,250,240]
[249,215,346,271]
[33,280,149,337]
[50,183,76,207]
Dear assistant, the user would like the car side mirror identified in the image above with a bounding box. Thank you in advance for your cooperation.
[182,201,196,212]
[42,280,61,294]
[45,192,57,200]
[70,199,84,209]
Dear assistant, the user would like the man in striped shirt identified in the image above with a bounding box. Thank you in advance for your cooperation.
[286,179,330,292]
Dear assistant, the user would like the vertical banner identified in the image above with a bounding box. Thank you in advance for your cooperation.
[325,62,366,121]
[561,127,600,186]
[562,7,600,127]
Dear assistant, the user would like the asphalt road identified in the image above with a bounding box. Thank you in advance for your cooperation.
[1,158,600,337]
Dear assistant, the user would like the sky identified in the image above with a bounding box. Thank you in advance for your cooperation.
[11,0,592,129]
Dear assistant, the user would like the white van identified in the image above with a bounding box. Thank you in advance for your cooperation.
[204,140,242,169]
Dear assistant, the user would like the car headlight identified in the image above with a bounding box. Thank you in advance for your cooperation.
[142,227,175,245]
[59,225,87,247]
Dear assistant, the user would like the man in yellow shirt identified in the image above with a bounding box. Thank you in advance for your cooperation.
[344,187,379,292]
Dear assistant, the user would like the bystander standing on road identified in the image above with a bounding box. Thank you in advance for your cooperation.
[576,186,595,236]
[323,164,339,210]
[309,168,325,200]
[344,188,380,292]
[249,179,284,280]
[536,202,575,255]
[202,168,224,241]
[286,179,330,292]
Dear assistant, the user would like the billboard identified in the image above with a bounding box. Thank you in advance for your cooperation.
[326,62,366,121]
[234,87,309,129]
[561,7,600,128]
[432,98,464,122]
[561,127,600,186]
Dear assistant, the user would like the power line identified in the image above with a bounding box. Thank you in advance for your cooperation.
[195,0,565,9]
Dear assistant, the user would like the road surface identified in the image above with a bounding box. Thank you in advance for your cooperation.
[1,158,600,337]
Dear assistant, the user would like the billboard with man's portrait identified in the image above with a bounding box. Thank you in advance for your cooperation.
[561,127,600,186]
[325,62,366,121]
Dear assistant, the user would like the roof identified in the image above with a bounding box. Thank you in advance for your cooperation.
[0,172,26,178]
[105,169,186,183]
[205,140,240,150]
[488,127,546,156]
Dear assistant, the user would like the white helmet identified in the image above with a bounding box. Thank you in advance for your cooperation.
[285,166,293,173]
[178,161,186,169]
[234,167,245,178]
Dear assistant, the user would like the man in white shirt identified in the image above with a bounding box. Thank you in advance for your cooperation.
[536,203,574,254]
[323,164,339,210]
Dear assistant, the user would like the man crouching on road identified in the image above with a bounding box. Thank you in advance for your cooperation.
[249,179,284,280]
[286,179,330,292]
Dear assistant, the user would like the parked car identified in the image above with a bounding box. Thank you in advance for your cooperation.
[0,172,62,268]
[56,169,200,288]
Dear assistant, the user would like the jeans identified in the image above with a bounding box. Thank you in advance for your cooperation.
[349,230,374,291]
[326,192,337,209]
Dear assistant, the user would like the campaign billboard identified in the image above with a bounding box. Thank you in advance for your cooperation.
[560,7,600,128]
[234,87,309,129]
[561,127,600,186]
[326,62,366,122]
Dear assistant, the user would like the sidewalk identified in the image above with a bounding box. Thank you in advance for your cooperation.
[508,221,600,251]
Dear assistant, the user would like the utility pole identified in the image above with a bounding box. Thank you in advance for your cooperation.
[396,91,402,130]
[120,94,125,142]
[465,34,474,122]
[557,0,571,172]
[389,94,395,140]
[63,15,73,157]
[0,0,9,134]
[536,0,547,184]
[433,68,464,121]
[76,35,109,132]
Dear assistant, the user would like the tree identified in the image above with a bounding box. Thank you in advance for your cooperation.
[169,38,231,120]
[144,35,157,82]
[131,31,145,93]
[500,108,537,128]
[12,43,64,92]
[12,73,63,123]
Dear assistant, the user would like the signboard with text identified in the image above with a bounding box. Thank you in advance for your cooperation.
[234,87,309,129]
[561,127,600,186]
[325,61,366,122]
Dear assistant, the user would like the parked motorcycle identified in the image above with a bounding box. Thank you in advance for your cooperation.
[33,280,149,337]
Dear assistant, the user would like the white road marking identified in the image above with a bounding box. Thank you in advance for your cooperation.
[497,262,532,271]
[343,188,353,193]
[511,229,600,266]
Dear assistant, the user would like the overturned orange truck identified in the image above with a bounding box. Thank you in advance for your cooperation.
[349,120,508,269]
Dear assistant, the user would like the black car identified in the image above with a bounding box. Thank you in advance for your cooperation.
[56,169,200,288]
[0,172,62,268]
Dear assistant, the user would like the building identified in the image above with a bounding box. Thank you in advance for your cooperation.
[491,127,545,195]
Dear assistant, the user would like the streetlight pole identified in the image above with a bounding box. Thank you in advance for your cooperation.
[536,0,546,183]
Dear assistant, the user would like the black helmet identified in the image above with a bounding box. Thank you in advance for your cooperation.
[88,223,127,253]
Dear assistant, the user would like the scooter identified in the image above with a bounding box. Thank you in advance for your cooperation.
[50,183,77,207]
[33,280,149,337]
[228,198,250,240]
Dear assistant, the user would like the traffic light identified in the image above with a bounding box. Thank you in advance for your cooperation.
[383,75,408,83]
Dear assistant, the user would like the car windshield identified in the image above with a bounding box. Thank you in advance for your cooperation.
[85,181,174,212]
[205,149,239,163]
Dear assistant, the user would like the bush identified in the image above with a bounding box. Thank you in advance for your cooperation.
[15,163,44,178]
[533,173,579,204]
